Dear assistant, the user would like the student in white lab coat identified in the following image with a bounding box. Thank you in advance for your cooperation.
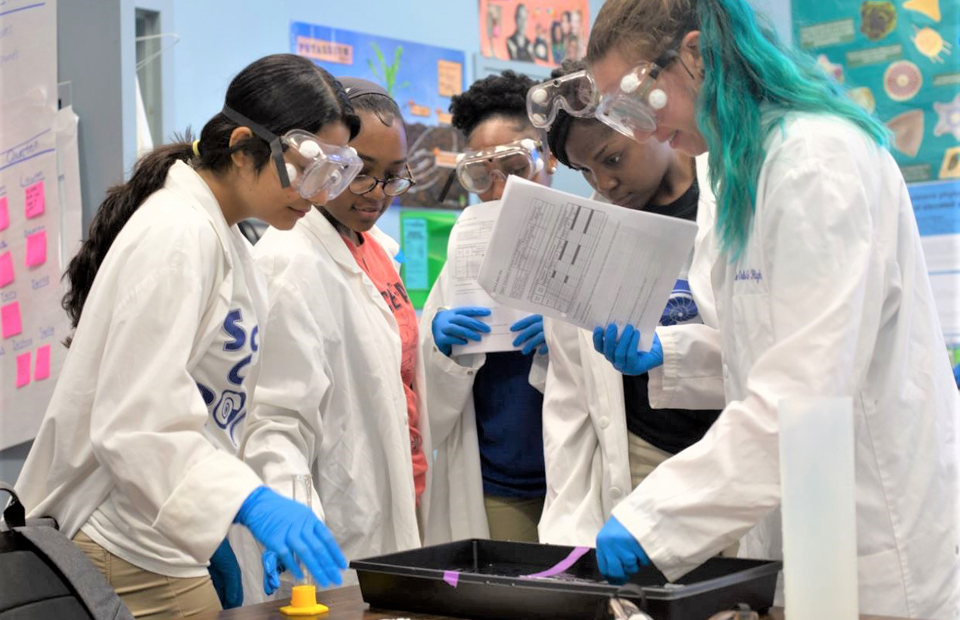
[241,79,428,598]
[583,0,960,616]
[420,71,557,544]
[529,60,725,547]
[10,55,360,618]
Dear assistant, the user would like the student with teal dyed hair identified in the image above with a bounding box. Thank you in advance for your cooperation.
[581,0,960,615]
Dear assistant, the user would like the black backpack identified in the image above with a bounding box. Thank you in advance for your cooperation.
[0,482,134,620]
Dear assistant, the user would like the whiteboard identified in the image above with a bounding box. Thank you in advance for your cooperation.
[0,0,71,450]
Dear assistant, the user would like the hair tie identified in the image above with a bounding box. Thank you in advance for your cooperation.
[192,139,201,158]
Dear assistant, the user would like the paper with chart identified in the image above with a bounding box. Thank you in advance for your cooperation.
[447,200,529,355]
[477,176,698,351]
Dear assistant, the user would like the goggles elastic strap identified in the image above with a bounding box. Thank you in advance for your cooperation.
[221,104,291,187]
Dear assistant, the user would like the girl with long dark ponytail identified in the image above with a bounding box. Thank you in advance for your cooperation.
[582,1,960,615]
[16,53,362,618]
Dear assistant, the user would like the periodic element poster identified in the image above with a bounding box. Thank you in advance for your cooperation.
[793,0,959,182]
[0,0,72,450]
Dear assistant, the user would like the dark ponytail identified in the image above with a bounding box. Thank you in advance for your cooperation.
[62,53,360,335]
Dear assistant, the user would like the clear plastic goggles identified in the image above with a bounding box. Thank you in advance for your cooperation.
[595,51,676,142]
[220,105,362,201]
[281,130,363,200]
[526,70,600,129]
[455,138,544,195]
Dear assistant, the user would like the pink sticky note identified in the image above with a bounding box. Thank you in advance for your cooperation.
[25,181,45,219]
[15,352,30,388]
[1,301,22,338]
[25,230,46,267]
[34,344,51,381]
[0,196,8,231]
[0,252,13,288]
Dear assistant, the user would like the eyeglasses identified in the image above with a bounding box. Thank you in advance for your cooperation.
[349,163,417,197]
[220,105,363,201]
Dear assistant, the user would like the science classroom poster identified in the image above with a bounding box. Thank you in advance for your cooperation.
[479,0,591,67]
[291,22,468,209]
[793,0,960,354]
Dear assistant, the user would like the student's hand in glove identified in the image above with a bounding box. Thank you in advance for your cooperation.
[261,550,286,596]
[511,314,549,356]
[432,306,492,356]
[593,324,663,375]
[208,538,243,609]
[596,516,651,585]
[234,486,346,587]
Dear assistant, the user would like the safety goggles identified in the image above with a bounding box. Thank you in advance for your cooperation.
[527,70,600,129]
[221,105,363,201]
[595,49,678,142]
[455,138,544,195]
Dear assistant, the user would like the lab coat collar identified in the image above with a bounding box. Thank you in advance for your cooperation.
[164,161,235,268]
[299,206,378,276]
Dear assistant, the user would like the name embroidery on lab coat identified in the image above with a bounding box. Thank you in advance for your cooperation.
[734,269,763,283]
[196,308,259,447]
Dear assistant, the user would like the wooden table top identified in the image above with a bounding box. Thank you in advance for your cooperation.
[197,585,910,620]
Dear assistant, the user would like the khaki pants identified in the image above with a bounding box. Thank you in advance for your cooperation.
[627,432,739,558]
[73,531,221,619]
[483,495,545,542]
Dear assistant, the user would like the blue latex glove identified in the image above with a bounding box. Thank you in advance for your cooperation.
[208,538,243,609]
[261,549,286,596]
[596,516,651,585]
[511,314,549,356]
[593,324,663,375]
[432,306,491,356]
[954,362,959,388]
[234,486,346,587]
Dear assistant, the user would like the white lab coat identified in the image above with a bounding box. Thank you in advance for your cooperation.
[538,156,723,546]
[612,113,960,618]
[14,161,264,570]
[419,213,548,544]
[239,208,431,598]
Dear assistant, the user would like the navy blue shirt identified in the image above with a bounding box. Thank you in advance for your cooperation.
[473,351,546,498]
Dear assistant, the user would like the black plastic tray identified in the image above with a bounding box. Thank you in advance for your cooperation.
[351,539,781,620]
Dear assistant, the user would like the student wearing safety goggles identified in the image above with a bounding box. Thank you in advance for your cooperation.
[240,79,428,600]
[530,60,728,556]
[579,0,960,616]
[14,55,357,618]
[420,71,557,545]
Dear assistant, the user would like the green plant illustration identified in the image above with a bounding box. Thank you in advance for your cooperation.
[367,42,411,97]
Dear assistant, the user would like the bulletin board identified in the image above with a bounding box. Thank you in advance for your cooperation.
[0,0,81,450]
[400,209,459,309]
[793,0,960,352]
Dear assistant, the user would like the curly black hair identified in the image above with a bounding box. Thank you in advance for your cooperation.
[449,70,537,139]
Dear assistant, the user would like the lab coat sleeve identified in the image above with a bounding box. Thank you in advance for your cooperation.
[538,319,605,546]
[647,323,725,410]
[241,279,329,519]
[89,263,262,564]
[419,263,484,445]
[613,158,880,581]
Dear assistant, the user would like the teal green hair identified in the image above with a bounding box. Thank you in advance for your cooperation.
[695,0,889,256]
